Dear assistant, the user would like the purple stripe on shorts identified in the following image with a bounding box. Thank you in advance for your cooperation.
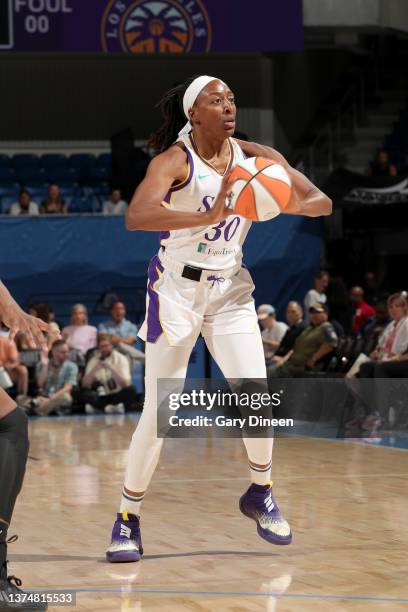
[146,255,165,343]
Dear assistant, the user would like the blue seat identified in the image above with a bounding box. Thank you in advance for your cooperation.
[47,167,79,183]
[17,168,46,183]
[97,153,112,168]
[57,181,80,194]
[12,154,40,168]
[0,155,11,168]
[24,180,48,190]
[41,154,68,168]
[1,196,17,215]
[88,167,110,181]
[89,195,102,213]
[0,168,16,180]
[69,154,96,169]
[68,196,94,214]
[0,182,19,197]
[25,189,47,204]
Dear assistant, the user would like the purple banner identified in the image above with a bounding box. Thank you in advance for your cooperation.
[0,0,303,53]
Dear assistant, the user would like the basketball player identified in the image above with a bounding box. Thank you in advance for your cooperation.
[106,76,332,561]
[0,280,56,610]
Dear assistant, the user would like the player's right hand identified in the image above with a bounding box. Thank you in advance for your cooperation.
[207,172,236,223]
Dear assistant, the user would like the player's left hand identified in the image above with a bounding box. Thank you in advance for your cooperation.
[0,300,60,348]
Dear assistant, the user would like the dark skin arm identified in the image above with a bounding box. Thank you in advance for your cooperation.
[126,145,233,231]
[235,140,332,217]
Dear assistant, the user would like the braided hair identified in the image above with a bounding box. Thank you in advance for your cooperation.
[148,76,198,154]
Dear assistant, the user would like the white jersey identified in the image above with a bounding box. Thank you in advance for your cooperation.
[159,133,251,270]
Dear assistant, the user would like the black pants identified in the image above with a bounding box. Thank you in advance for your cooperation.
[354,360,408,416]
[0,408,29,527]
[359,360,408,378]
[77,386,139,411]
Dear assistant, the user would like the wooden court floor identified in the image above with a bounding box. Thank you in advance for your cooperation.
[7,415,408,611]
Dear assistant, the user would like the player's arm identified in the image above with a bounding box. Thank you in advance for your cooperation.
[126,146,233,231]
[235,140,332,217]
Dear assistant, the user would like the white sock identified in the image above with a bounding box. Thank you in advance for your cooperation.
[249,458,272,485]
[119,489,145,516]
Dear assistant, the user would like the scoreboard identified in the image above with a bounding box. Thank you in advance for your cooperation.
[0,0,12,48]
[0,0,303,54]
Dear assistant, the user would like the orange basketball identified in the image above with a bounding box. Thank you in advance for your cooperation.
[227,157,292,221]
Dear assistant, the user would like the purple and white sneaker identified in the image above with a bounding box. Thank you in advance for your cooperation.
[239,482,292,545]
[106,512,143,563]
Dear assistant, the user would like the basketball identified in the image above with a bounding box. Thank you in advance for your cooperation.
[227,157,292,221]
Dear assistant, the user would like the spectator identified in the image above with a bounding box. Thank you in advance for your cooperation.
[367,150,397,177]
[257,304,288,364]
[33,340,78,416]
[99,301,144,363]
[9,189,39,216]
[80,334,139,413]
[41,184,67,215]
[270,303,338,378]
[362,300,390,345]
[350,286,375,335]
[102,189,128,215]
[272,301,306,364]
[62,304,98,359]
[304,271,329,324]
[0,333,29,399]
[364,293,408,364]
[345,293,408,432]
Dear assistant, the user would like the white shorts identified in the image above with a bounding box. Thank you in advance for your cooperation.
[138,250,258,347]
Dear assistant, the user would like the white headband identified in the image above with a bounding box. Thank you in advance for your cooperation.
[178,75,222,137]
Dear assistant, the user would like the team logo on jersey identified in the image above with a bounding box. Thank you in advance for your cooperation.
[101,0,212,54]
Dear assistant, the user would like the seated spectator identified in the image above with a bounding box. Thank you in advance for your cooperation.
[0,332,29,400]
[33,340,78,416]
[304,271,329,324]
[62,304,97,360]
[40,184,67,215]
[9,189,39,216]
[80,334,139,413]
[257,304,288,365]
[362,300,390,344]
[350,286,376,335]
[345,293,408,432]
[362,293,408,366]
[102,188,128,215]
[272,301,306,364]
[99,301,144,363]
[367,150,397,177]
[270,303,338,378]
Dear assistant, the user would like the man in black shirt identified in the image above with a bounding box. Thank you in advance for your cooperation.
[267,302,306,376]
[274,302,306,362]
